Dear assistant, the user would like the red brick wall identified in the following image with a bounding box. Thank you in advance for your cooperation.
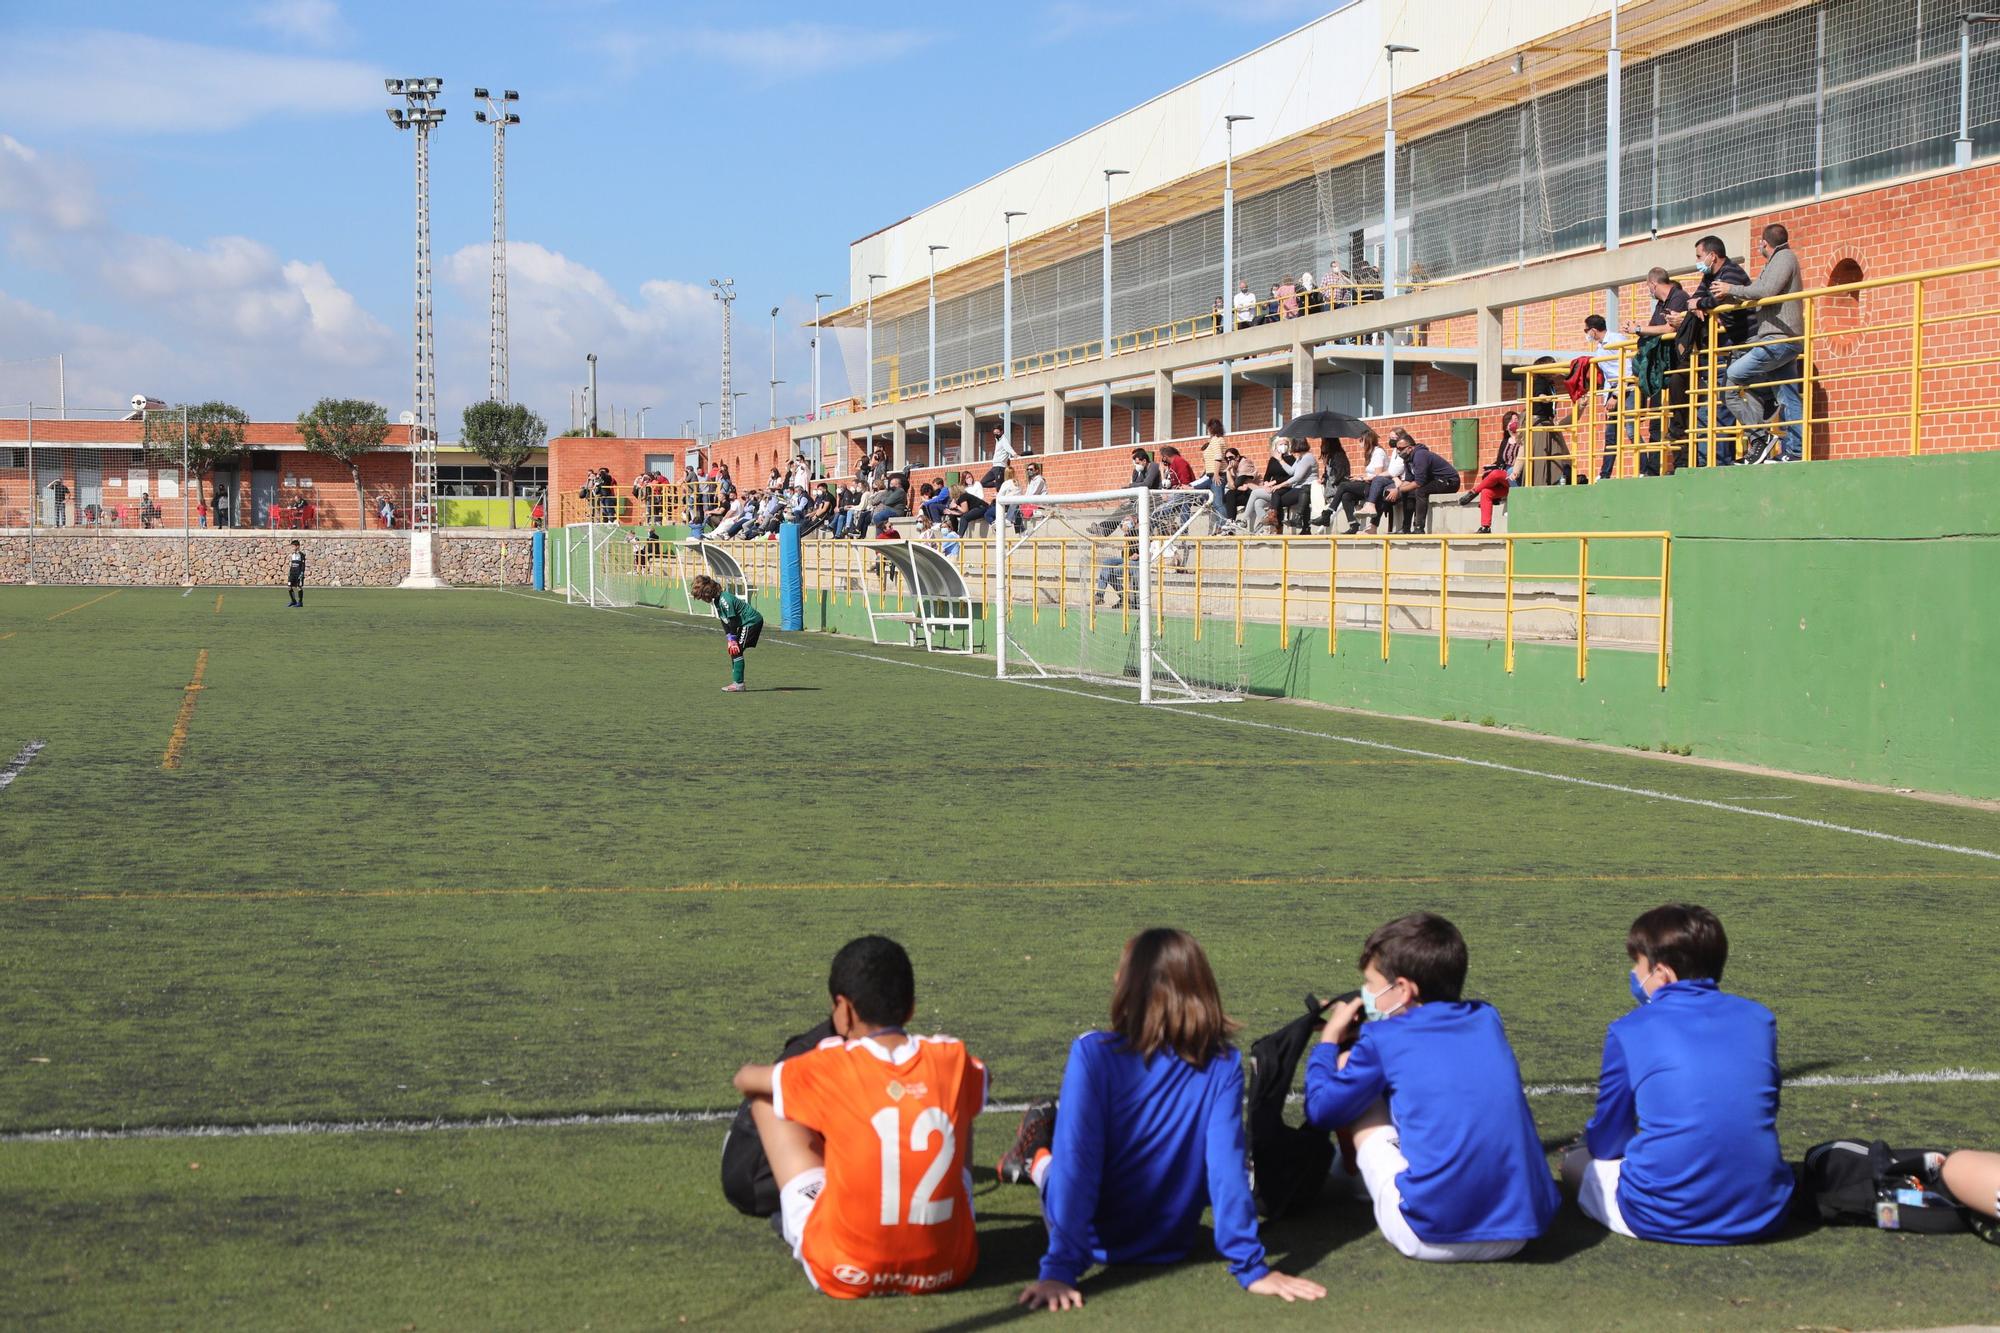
[547,435,697,509]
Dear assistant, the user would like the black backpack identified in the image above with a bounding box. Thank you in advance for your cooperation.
[1799,1139,1973,1234]
[1246,993,1354,1219]
[720,1019,837,1217]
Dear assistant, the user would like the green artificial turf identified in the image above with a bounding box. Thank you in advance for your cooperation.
[2,585,1997,1329]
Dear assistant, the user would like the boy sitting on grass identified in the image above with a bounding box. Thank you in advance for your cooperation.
[690,573,763,693]
[1304,911,1557,1261]
[732,936,987,1299]
[1563,903,1796,1243]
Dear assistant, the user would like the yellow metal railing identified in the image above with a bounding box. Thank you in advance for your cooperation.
[1517,256,2000,481]
[669,530,1670,688]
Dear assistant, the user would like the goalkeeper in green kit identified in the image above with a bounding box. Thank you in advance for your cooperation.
[691,574,764,693]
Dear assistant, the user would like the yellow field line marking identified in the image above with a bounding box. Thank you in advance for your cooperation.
[213,593,224,614]
[1011,757,1443,771]
[0,632,14,641]
[16,869,2000,905]
[47,590,120,621]
[160,649,210,772]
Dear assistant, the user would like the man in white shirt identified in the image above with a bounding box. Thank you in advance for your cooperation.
[1584,313,1638,480]
[1233,280,1258,331]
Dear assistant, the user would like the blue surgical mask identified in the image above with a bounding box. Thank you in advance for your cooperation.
[1629,970,1652,1006]
[1696,258,1712,276]
[1361,981,1405,1021]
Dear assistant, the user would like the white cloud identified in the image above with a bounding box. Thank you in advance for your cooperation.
[590,22,935,83]
[248,0,347,48]
[0,134,395,416]
[0,30,383,134]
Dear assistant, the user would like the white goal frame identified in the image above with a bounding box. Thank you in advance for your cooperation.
[997,485,1237,704]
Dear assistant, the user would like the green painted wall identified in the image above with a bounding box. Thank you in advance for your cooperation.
[1509,454,2000,799]
[601,457,1995,798]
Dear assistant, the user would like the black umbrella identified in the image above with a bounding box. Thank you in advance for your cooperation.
[1276,410,1371,442]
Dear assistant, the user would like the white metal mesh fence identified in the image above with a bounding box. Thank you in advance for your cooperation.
[851,0,2000,402]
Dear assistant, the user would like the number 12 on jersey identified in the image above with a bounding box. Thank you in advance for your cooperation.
[870,1106,957,1226]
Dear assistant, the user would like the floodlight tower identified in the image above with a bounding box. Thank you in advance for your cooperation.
[710,278,737,438]
[473,87,520,404]
[385,76,444,536]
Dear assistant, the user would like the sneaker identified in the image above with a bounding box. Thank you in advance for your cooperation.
[1476,525,1491,534]
[996,1099,1057,1184]
[1457,492,1477,506]
[721,683,745,692]
[1357,502,1377,517]
[1743,430,1775,465]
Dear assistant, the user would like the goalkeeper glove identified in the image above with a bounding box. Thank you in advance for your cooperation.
[726,636,742,658]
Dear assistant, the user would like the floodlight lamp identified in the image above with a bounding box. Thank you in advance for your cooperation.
[473,86,489,99]
[423,78,443,92]
[386,108,405,124]
[475,110,488,122]
[385,78,404,93]
[503,90,519,100]
[506,113,520,124]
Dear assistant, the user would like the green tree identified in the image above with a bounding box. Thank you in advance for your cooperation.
[296,398,389,528]
[460,400,548,527]
[141,400,248,489]
[558,427,616,438]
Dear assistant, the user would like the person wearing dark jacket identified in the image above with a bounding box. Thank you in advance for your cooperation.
[1382,432,1460,534]
[1712,222,1804,463]
[1668,234,1752,465]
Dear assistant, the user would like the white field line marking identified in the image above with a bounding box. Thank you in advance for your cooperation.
[0,740,47,792]
[7,1069,1996,1145]
[511,591,2000,866]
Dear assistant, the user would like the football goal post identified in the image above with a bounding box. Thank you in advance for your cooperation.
[991,486,1244,704]
[560,521,641,608]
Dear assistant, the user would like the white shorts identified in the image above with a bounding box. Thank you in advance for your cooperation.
[1573,1156,1637,1237]
[779,1167,828,1286]
[1355,1129,1527,1263]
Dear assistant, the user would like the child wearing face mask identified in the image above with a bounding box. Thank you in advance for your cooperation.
[1561,904,1795,1244]
[1302,912,1557,1261]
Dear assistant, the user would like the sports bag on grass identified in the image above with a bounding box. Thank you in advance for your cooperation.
[1247,993,1353,1219]
[720,1019,837,1217]
[1799,1139,1973,1234]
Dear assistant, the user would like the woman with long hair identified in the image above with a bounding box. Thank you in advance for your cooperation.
[1459,410,1526,534]
[1001,929,1327,1311]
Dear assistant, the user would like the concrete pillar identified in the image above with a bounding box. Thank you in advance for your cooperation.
[1475,305,1506,405]
[1042,387,1064,454]
[891,419,908,471]
[957,406,976,467]
[1290,343,1315,420]
[1152,369,1173,443]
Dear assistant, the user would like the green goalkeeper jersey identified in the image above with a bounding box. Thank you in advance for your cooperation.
[713,590,763,635]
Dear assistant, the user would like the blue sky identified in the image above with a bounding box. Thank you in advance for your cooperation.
[0,0,1329,434]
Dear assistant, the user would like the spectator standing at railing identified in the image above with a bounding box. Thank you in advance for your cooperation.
[1668,235,1751,466]
[1234,280,1258,331]
[1626,268,1690,475]
[1299,271,1319,316]
[1584,315,1639,480]
[1712,223,1804,464]
[1324,262,1354,311]
[1277,278,1299,322]
[1211,295,1227,332]
[1195,419,1233,530]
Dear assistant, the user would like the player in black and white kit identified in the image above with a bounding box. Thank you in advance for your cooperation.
[286,539,306,608]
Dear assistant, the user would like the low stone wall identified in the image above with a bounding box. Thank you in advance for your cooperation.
[0,530,536,586]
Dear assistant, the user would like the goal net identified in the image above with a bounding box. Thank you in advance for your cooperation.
[991,487,1244,704]
[559,521,654,608]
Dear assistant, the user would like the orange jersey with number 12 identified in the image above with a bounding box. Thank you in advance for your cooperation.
[772,1033,986,1298]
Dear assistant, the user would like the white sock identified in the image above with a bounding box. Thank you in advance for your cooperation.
[1030,1152,1052,1194]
